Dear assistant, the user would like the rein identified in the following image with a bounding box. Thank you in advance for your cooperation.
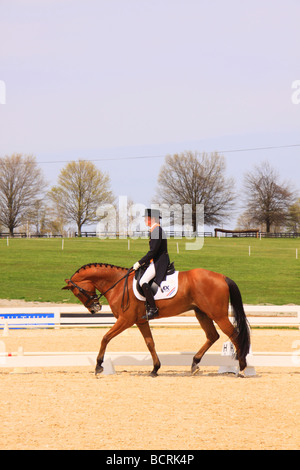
[98,267,134,309]
[120,267,133,311]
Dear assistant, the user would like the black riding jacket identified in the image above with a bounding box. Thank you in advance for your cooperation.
[138,224,170,285]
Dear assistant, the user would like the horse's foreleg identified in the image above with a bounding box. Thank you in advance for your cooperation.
[95,317,133,376]
[136,321,161,377]
[191,309,220,375]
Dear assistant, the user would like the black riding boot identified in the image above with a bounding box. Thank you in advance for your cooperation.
[141,283,159,320]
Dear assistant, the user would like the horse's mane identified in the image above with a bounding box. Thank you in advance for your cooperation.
[73,262,129,276]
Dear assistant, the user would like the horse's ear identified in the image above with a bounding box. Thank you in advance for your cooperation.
[62,279,71,290]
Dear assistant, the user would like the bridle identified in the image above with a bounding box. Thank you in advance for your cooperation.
[69,267,134,313]
[68,279,101,311]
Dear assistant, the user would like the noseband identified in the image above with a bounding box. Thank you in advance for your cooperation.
[68,279,101,311]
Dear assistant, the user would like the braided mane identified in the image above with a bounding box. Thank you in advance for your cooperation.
[73,262,129,276]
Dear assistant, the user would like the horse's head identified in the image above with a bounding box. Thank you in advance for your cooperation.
[62,278,102,314]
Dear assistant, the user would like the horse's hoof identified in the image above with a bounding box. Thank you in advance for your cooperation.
[150,370,158,377]
[191,363,200,375]
[95,365,103,376]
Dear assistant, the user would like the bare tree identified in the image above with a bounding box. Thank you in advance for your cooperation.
[0,154,46,236]
[243,161,295,233]
[154,151,235,231]
[235,212,255,230]
[287,198,300,232]
[48,160,114,236]
[25,199,48,235]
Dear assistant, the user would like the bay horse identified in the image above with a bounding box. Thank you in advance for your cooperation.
[62,263,251,377]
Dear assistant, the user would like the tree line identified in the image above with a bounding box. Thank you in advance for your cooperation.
[0,152,299,236]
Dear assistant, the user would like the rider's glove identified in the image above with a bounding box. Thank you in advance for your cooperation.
[133,262,140,270]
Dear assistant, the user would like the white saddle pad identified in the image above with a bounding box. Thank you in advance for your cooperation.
[133,271,179,301]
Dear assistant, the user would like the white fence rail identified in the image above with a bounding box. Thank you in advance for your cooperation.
[0,305,299,329]
[0,350,299,371]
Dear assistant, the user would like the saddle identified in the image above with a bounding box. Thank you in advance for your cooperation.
[133,262,178,301]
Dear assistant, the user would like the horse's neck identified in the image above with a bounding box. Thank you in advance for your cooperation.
[93,266,126,292]
[74,265,127,294]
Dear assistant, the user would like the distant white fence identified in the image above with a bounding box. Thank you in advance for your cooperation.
[0,305,299,329]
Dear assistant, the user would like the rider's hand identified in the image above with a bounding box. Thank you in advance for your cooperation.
[133,262,140,270]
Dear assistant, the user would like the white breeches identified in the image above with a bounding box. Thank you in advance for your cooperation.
[139,262,156,286]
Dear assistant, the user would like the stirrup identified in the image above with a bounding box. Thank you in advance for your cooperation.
[142,307,159,321]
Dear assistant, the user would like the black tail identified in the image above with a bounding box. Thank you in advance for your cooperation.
[225,277,251,362]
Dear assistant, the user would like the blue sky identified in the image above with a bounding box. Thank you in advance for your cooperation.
[1,0,300,229]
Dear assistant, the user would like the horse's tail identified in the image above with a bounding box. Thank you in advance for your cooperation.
[225,277,251,362]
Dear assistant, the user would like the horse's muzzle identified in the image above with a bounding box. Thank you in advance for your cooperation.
[89,302,102,314]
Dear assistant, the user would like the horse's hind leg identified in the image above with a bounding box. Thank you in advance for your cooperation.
[136,321,161,377]
[215,316,247,372]
[191,308,220,375]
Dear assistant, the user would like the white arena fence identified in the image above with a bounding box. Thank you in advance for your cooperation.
[0,349,299,374]
[1,306,300,373]
[0,305,300,329]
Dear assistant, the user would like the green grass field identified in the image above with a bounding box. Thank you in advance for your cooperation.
[0,236,299,305]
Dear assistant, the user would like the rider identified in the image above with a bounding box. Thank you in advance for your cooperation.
[133,208,170,320]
